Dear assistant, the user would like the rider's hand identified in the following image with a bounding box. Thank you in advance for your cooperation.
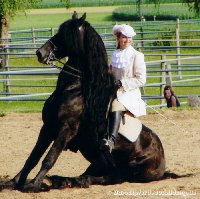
[114,80,122,89]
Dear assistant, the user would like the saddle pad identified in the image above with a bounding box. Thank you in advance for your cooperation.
[119,114,142,142]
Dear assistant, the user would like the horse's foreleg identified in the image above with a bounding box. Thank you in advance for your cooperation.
[14,124,53,189]
[23,124,77,192]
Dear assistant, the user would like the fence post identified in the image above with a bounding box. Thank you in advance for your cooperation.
[51,28,54,36]
[32,27,36,48]
[140,27,144,48]
[104,26,107,40]
[2,46,10,95]
[160,55,166,106]
[176,18,182,79]
[165,64,172,86]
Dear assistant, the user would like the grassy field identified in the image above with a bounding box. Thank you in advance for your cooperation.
[10,6,118,30]
[1,5,199,112]
[32,0,136,8]
[10,3,199,30]
[31,0,180,8]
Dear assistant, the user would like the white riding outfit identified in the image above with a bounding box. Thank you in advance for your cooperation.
[110,25,146,117]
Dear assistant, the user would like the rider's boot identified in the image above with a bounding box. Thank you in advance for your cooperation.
[101,111,123,153]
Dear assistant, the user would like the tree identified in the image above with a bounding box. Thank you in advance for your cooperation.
[0,0,71,68]
[61,0,71,9]
[0,0,71,46]
[183,0,200,15]
[0,0,42,46]
[136,0,200,17]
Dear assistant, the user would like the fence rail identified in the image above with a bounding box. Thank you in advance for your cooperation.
[1,20,200,107]
[1,55,199,106]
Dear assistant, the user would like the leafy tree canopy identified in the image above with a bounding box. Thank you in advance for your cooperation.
[0,0,41,17]
[146,0,200,15]
[183,0,200,15]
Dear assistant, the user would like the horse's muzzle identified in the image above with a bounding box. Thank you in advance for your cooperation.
[36,49,43,63]
[36,49,48,64]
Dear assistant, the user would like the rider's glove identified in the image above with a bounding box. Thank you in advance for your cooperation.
[114,80,122,88]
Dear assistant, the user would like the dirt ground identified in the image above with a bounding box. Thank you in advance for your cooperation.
[0,109,200,198]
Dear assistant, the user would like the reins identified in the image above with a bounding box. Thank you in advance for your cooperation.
[46,40,81,78]
[49,59,81,78]
[146,103,189,134]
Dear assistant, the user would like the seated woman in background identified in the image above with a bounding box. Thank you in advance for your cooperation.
[164,86,181,108]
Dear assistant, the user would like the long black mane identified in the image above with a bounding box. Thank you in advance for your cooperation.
[81,22,115,141]
[58,18,115,142]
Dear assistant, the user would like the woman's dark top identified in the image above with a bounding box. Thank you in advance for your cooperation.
[167,96,181,108]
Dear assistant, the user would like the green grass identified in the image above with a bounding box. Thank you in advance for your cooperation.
[33,0,136,8]
[31,0,181,8]
[0,56,56,112]
[0,101,44,112]
[10,13,114,30]
[1,5,199,112]
[10,4,200,31]
[10,3,200,30]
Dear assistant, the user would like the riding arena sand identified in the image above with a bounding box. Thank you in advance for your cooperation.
[0,109,199,198]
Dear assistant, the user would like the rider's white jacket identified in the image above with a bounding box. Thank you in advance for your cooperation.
[110,45,146,117]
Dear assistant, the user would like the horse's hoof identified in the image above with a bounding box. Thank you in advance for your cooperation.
[15,182,39,193]
[0,179,15,191]
[47,175,90,189]
[15,181,50,193]
[73,176,91,188]
[47,175,73,189]
[14,185,23,192]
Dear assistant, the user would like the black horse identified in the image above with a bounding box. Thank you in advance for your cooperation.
[9,12,165,192]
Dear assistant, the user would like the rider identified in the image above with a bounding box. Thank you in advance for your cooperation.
[102,24,147,152]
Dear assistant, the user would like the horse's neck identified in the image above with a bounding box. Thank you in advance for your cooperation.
[55,57,81,92]
[64,57,82,71]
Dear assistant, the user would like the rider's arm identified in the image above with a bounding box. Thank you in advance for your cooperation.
[121,52,146,91]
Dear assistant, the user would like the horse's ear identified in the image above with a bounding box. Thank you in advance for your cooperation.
[78,13,86,26]
[72,11,78,19]
[81,13,86,21]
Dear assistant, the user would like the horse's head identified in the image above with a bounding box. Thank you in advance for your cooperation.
[36,12,86,64]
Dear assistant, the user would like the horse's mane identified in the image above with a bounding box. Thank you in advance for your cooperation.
[81,22,115,141]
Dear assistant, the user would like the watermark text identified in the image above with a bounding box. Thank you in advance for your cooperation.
[113,189,197,197]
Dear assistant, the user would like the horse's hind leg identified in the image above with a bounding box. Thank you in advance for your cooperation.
[48,170,123,189]
[13,124,53,189]
[48,151,121,188]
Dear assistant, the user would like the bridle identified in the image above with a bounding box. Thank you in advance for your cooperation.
[46,40,81,78]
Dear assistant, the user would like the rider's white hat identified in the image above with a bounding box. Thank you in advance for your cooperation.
[112,24,136,38]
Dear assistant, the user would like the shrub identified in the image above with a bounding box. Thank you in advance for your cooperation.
[112,4,197,21]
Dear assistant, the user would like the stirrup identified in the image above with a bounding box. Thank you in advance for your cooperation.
[100,138,115,153]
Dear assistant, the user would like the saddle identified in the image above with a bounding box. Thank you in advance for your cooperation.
[119,112,142,142]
